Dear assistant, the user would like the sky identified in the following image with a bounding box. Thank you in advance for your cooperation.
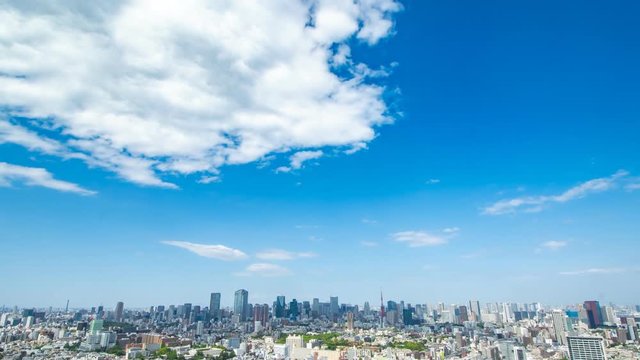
[1,0,639,309]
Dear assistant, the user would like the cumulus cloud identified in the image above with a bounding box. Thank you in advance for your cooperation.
[239,263,291,277]
[483,170,629,215]
[162,240,247,261]
[559,268,626,276]
[0,162,95,195]
[391,230,449,247]
[0,0,401,188]
[255,249,316,261]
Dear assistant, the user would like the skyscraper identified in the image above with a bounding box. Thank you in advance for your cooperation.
[209,292,221,320]
[552,311,567,345]
[234,289,249,322]
[289,299,299,320]
[114,301,124,322]
[583,301,603,329]
[330,296,339,316]
[470,300,481,321]
[567,336,607,360]
[312,298,320,318]
[253,304,269,327]
[275,295,286,318]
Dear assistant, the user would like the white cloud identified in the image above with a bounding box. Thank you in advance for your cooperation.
[0,162,95,195]
[276,150,324,173]
[425,178,440,184]
[162,240,247,261]
[540,240,568,250]
[0,1,401,188]
[361,218,378,224]
[240,263,291,277]
[483,170,629,215]
[391,230,448,247]
[559,268,626,276]
[442,227,460,234]
[0,119,65,155]
[197,175,221,184]
[344,142,368,155]
[626,183,640,191]
[255,249,317,261]
[360,240,378,247]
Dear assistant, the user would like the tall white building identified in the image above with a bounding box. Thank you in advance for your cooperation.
[567,336,607,360]
[552,311,567,345]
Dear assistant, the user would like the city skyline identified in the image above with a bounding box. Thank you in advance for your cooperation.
[1,0,640,308]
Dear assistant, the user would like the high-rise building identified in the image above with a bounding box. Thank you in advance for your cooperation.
[234,289,249,322]
[183,303,192,321]
[567,336,607,360]
[289,299,299,320]
[458,305,469,323]
[552,311,567,345]
[209,293,221,320]
[312,298,320,318]
[330,296,339,317]
[253,304,269,327]
[275,296,286,318]
[583,301,603,329]
[470,300,482,321]
[114,302,124,322]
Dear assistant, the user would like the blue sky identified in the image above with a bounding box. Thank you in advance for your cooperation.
[1,0,639,309]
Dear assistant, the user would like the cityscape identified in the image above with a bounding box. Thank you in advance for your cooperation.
[1,1,640,360]
[1,292,639,359]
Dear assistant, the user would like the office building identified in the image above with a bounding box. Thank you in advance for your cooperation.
[234,289,249,322]
[209,293,221,320]
[567,336,607,360]
[114,302,124,322]
[552,311,567,345]
[583,301,603,329]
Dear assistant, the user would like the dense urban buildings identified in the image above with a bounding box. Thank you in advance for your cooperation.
[1,291,639,359]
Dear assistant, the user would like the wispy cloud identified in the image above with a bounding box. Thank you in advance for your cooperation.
[626,183,640,191]
[236,263,291,277]
[276,150,323,173]
[483,170,629,215]
[540,240,568,250]
[559,268,626,276]
[360,241,379,247]
[442,227,460,234]
[197,175,221,184]
[425,178,440,185]
[0,162,95,196]
[162,241,247,261]
[391,229,454,247]
[295,224,320,230]
[255,249,316,261]
[361,218,378,224]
